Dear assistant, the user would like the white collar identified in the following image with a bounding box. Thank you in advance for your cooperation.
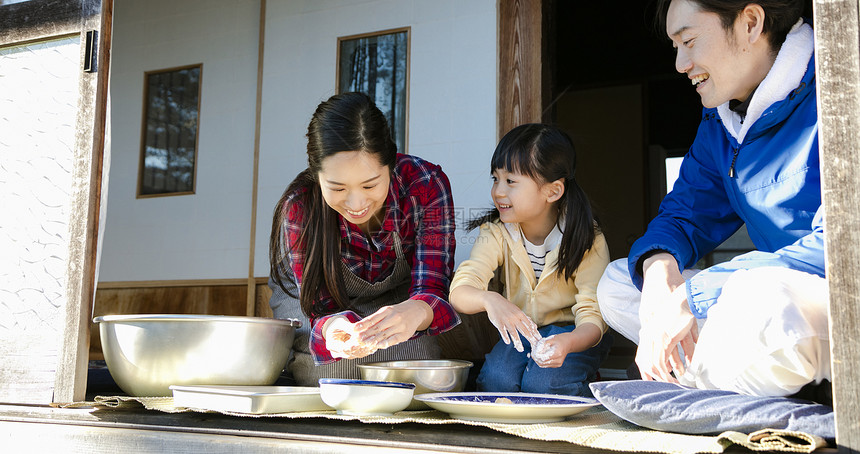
[717,20,813,144]
[503,221,563,251]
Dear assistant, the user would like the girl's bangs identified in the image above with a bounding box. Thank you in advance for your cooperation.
[490,144,540,180]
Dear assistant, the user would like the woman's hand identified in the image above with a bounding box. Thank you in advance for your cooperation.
[353,299,433,349]
[323,316,380,359]
[483,292,541,352]
[636,253,698,383]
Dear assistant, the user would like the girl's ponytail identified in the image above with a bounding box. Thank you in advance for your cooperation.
[556,175,598,281]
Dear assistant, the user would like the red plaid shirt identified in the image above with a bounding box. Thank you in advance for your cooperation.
[282,154,460,364]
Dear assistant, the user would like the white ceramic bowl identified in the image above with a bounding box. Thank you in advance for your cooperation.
[318,379,415,416]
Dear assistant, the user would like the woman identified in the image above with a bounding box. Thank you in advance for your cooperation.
[597,0,829,398]
[269,92,460,385]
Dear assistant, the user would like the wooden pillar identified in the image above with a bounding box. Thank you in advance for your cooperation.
[497,0,552,139]
[812,0,860,451]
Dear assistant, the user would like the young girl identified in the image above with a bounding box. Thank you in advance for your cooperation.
[268,92,460,385]
[449,123,612,397]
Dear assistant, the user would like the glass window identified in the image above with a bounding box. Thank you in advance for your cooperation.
[338,28,409,154]
[138,64,201,197]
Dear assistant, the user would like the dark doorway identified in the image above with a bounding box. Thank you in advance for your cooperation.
[552,1,701,261]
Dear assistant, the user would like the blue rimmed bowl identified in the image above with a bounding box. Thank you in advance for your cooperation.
[318,378,415,415]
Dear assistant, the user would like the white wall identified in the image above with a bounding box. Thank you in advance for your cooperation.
[100,0,497,282]
[255,0,497,276]
[100,0,262,281]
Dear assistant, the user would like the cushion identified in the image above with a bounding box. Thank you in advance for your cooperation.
[589,380,834,439]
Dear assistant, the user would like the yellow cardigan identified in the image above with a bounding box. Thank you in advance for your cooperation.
[450,221,610,333]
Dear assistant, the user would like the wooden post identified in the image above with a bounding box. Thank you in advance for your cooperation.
[812,0,860,451]
[247,0,266,317]
[498,0,551,138]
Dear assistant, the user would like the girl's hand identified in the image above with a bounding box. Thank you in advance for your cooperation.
[483,292,541,352]
[530,334,566,368]
[531,324,601,368]
[353,299,433,349]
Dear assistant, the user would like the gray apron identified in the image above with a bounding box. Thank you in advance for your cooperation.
[273,233,440,386]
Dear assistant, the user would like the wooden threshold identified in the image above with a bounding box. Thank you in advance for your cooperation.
[0,404,795,454]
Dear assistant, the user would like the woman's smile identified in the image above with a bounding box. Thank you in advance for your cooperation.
[345,207,370,219]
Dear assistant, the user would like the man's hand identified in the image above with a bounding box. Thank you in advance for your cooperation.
[636,253,698,382]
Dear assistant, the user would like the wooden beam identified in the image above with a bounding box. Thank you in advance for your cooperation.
[498,0,550,138]
[812,0,860,451]
[0,0,82,45]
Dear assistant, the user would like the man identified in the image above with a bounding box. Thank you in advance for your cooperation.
[597,0,829,398]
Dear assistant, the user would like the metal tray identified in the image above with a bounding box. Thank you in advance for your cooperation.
[170,385,331,414]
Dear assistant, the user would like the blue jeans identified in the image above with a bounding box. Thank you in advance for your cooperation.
[476,324,613,397]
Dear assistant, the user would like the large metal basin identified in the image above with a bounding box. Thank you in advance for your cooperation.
[94,314,300,397]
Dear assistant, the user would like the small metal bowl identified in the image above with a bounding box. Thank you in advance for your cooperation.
[358,359,473,410]
[94,314,301,397]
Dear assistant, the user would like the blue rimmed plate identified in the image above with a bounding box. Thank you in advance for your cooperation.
[414,392,600,423]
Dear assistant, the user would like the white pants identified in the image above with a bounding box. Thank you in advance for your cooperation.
[597,259,831,397]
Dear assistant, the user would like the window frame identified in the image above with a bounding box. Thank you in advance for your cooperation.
[136,62,203,198]
[335,26,410,154]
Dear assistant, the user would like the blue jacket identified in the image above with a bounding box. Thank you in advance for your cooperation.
[628,53,823,319]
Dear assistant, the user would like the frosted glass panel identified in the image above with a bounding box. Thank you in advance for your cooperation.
[0,36,81,400]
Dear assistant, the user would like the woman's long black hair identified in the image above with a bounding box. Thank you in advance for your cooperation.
[269,92,397,317]
[467,123,598,281]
